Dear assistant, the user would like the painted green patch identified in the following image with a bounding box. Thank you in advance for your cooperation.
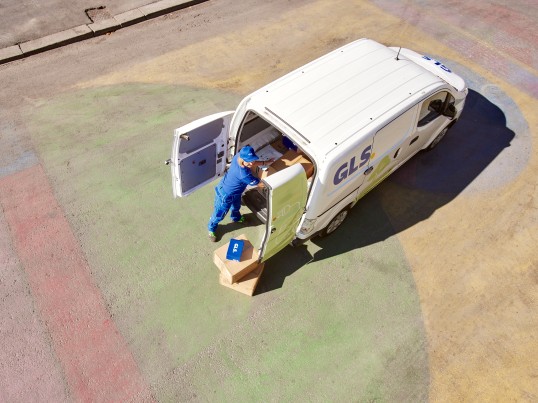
[26,84,428,401]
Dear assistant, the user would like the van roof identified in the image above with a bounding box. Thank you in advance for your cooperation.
[254,39,447,155]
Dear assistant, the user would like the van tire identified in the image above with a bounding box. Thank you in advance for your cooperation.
[426,126,449,151]
[320,206,350,237]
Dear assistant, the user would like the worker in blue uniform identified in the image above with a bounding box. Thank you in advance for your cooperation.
[208,146,273,242]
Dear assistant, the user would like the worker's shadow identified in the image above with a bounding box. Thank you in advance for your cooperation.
[218,212,260,237]
[256,89,517,293]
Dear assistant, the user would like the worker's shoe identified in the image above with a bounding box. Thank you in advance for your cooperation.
[235,216,247,224]
[208,231,217,242]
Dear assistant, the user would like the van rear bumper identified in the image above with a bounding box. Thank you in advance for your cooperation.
[291,231,320,246]
[291,237,308,247]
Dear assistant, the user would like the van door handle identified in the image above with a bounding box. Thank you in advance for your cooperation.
[364,166,374,175]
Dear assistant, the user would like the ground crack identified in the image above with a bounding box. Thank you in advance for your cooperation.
[85,6,112,23]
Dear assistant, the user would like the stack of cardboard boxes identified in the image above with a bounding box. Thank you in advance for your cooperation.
[213,234,265,296]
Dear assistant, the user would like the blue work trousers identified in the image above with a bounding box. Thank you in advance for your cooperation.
[208,185,242,232]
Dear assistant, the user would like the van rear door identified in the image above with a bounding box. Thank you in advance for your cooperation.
[170,111,234,197]
[259,164,308,262]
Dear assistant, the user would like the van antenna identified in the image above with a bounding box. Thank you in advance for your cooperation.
[396,47,402,60]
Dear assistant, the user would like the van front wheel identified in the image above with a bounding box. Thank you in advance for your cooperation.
[426,126,449,151]
[320,207,350,237]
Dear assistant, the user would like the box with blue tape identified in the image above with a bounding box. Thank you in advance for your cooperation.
[226,238,244,261]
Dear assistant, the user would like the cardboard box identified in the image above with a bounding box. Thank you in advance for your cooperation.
[257,149,314,180]
[219,262,265,296]
[213,234,260,284]
[270,138,289,154]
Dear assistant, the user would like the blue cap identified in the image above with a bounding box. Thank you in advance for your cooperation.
[239,146,259,162]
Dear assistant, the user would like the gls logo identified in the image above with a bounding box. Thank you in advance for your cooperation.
[422,55,452,73]
[333,145,372,185]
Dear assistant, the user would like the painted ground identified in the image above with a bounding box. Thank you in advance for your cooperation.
[1,0,536,401]
[20,82,428,401]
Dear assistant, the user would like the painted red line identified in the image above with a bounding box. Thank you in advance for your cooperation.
[0,208,69,401]
[0,165,154,402]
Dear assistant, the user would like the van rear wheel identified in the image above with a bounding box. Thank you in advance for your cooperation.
[320,207,350,237]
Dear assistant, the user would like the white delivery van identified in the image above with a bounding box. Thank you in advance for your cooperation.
[167,38,467,262]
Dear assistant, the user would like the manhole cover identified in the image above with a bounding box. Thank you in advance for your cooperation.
[85,6,113,23]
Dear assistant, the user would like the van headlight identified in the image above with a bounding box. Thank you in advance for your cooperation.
[299,218,317,235]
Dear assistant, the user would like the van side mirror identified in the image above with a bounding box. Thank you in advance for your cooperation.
[444,104,457,119]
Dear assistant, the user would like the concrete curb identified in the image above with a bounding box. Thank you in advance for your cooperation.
[0,0,208,65]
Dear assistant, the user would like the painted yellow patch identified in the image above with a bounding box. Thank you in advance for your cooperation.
[77,1,404,93]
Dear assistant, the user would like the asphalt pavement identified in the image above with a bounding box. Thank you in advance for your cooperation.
[0,0,208,64]
[1,0,536,400]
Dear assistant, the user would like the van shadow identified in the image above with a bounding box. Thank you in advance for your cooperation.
[256,89,515,292]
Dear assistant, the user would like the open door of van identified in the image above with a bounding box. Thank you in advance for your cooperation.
[259,164,308,262]
[170,111,234,197]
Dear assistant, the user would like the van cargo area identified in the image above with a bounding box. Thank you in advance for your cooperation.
[237,112,314,223]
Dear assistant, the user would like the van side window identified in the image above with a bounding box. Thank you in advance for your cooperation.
[417,92,455,127]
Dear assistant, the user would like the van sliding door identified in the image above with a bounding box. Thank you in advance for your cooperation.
[359,106,418,197]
